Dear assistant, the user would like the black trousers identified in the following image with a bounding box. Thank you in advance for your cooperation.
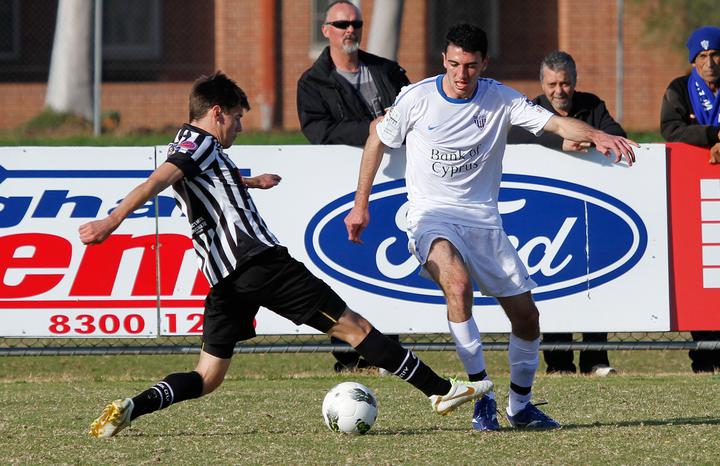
[543,332,610,374]
[689,331,720,372]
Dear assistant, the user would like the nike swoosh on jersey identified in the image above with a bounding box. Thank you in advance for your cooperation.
[427,124,441,131]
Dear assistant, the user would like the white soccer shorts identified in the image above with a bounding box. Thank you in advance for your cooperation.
[407,220,536,298]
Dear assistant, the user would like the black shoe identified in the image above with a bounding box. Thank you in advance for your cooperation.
[691,363,715,373]
[546,366,576,375]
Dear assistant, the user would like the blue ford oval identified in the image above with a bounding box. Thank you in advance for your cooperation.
[304,174,647,304]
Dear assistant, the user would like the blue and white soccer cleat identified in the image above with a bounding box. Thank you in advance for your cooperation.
[471,394,500,431]
[506,402,561,429]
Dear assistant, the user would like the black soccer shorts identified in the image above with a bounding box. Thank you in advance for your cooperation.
[201,246,347,358]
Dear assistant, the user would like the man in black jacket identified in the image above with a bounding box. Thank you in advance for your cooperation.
[661,26,720,165]
[296,0,409,146]
[661,25,720,373]
[297,1,407,372]
[508,51,624,376]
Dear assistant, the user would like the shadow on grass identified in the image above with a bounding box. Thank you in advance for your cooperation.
[107,415,720,438]
[545,415,720,431]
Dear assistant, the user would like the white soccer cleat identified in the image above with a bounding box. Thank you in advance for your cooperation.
[430,379,494,416]
[89,398,134,438]
[592,365,617,377]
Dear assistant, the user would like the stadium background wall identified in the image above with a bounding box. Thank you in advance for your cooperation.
[0,0,691,133]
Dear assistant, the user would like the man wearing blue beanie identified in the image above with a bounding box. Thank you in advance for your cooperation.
[661,25,720,163]
[660,25,720,373]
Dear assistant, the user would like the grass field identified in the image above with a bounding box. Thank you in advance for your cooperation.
[1,349,718,465]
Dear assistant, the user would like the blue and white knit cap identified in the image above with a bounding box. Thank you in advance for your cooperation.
[686,26,720,63]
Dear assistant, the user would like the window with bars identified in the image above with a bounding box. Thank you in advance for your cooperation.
[103,0,161,60]
[0,0,20,60]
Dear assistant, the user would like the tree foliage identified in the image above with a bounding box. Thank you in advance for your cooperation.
[632,0,720,54]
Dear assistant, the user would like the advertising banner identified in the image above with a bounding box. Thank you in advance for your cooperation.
[0,144,670,336]
[0,147,159,337]
[667,143,720,331]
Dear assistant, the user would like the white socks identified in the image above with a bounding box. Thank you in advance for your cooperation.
[507,333,540,415]
[448,320,540,414]
[448,317,487,376]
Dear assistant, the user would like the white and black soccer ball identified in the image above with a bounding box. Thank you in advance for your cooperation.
[321,382,378,435]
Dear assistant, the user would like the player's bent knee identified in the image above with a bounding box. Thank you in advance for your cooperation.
[444,281,473,304]
[195,349,232,396]
[199,373,225,396]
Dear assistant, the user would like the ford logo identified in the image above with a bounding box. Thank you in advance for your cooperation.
[304,175,647,304]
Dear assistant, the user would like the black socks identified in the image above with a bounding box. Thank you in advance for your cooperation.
[130,371,204,420]
[354,328,451,397]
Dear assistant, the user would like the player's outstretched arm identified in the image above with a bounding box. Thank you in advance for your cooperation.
[344,118,387,244]
[544,115,638,166]
[242,173,282,189]
[79,162,184,245]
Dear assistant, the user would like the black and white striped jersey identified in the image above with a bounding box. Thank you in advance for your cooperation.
[165,123,280,285]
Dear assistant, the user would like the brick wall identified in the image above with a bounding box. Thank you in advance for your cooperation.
[0,83,190,131]
[0,0,693,134]
[555,0,687,131]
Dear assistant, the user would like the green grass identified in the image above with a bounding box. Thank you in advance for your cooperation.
[0,130,309,146]
[1,350,718,464]
[627,131,663,143]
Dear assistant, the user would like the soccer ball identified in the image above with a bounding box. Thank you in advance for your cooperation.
[322,382,378,435]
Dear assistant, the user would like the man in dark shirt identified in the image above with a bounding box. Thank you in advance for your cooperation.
[296,0,409,146]
[508,51,625,376]
[661,26,720,372]
[297,1,407,372]
[661,25,720,163]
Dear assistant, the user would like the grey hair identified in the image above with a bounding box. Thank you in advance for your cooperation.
[540,51,577,85]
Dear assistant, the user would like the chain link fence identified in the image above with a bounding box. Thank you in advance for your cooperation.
[2,333,719,356]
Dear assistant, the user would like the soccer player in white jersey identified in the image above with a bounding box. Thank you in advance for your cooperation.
[345,23,637,430]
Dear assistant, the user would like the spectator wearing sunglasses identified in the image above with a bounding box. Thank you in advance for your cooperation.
[297,1,408,373]
[297,0,410,146]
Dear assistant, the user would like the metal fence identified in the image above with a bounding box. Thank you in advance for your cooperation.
[2,333,719,356]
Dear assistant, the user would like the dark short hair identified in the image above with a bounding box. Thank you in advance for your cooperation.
[540,51,577,84]
[189,71,250,122]
[444,23,488,58]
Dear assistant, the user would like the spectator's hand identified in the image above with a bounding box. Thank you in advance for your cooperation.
[344,206,370,244]
[710,142,720,165]
[243,173,282,189]
[562,139,592,152]
[79,217,119,245]
[592,132,638,166]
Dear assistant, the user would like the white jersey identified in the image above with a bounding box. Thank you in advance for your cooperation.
[376,75,553,229]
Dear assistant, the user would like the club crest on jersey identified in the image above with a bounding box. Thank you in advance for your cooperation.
[167,143,178,156]
[472,111,488,130]
[179,140,198,152]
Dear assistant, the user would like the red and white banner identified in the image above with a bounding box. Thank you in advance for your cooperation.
[667,143,720,331]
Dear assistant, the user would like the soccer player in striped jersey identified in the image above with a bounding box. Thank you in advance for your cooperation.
[80,71,492,438]
[345,23,637,430]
